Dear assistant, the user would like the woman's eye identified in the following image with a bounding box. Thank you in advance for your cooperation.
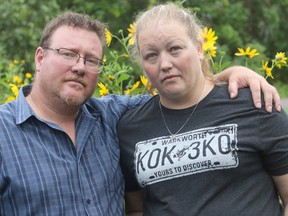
[145,53,157,60]
[170,46,181,52]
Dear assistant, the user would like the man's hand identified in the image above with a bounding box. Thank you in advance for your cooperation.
[214,66,281,113]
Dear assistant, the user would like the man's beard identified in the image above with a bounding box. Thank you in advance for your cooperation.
[59,74,89,106]
[59,91,86,106]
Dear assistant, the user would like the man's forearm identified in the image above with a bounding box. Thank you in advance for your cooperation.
[213,66,235,82]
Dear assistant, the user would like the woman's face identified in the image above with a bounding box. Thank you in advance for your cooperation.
[138,20,205,102]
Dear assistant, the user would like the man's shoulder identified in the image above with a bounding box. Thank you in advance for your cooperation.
[0,101,16,115]
[0,102,17,131]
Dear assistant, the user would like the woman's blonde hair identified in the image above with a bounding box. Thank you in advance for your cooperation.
[130,2,214,81]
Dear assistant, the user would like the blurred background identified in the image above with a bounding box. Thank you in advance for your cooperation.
[0,0,287,98]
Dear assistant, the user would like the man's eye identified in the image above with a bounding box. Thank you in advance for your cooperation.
[86,58,99,66]
[61,51,77,58]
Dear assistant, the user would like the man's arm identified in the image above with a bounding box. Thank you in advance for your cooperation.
[125,191,143,216]
[272,174,288,216]
[215,66,281,113]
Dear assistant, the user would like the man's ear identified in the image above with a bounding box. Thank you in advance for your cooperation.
[35,47,44,72]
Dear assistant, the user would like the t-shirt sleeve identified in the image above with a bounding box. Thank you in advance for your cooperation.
[260,109,288,176]
[117,106,143,192]
[119,132,142,192]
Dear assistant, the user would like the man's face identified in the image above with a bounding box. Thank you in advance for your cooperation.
[34,25,103,106]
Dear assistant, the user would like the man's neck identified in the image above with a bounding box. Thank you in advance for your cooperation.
[26,91,79,145]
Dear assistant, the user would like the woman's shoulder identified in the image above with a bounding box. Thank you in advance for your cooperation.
[118,96,158,123]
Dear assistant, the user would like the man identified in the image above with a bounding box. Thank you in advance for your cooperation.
[0,12,281,215]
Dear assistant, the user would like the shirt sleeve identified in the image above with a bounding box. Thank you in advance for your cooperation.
[99,94,150,115]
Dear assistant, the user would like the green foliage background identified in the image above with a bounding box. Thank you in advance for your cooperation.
[0,0,287,85]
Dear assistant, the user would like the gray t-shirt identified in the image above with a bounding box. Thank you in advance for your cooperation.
[118,85,288,216]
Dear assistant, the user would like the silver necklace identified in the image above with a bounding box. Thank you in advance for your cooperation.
[159,81,207,139]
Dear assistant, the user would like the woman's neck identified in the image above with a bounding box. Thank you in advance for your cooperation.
[159,80,214,109]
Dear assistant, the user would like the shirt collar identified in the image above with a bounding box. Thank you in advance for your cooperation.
[15,85,35,125]
[15,85,100,125]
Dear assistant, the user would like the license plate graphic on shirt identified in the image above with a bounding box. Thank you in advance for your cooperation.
[134,124,238,186]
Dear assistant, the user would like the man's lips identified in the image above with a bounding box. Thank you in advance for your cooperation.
[66,79,86,87]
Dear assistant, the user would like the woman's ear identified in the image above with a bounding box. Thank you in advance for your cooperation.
[197,41,204,60]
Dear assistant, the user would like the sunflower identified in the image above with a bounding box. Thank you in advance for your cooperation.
[274,52,287,69]
[262,60,274,79]
[127,23,136,46]
[235,47,259,59]
[200,27,218,57]
[105,28,112,47]
[200,27,218,44]
[98,82,109,96]
[202,42,217,58]
[124,81,140,95]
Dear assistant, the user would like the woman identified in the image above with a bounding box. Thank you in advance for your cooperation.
[117,3,288,216]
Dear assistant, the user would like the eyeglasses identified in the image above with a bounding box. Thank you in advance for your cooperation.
[43,47,105,73]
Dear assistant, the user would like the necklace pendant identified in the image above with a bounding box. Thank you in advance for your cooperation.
[159,81,207,141]
[170,134,176,140]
